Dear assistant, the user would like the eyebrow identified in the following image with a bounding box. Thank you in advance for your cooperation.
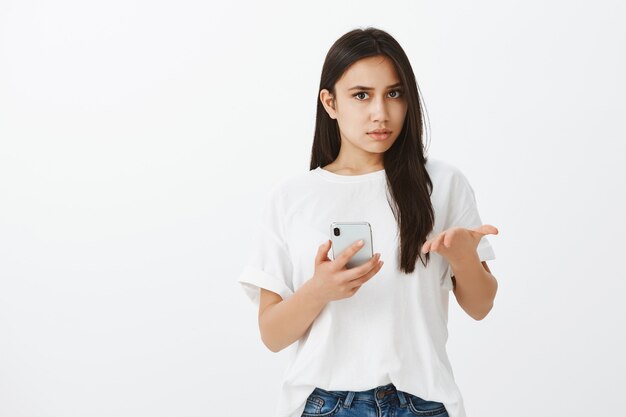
[347,82,404,91]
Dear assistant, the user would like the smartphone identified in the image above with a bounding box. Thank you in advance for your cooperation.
[330,221,373,269]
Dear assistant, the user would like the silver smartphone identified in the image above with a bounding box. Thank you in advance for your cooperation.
[330,221,373,269]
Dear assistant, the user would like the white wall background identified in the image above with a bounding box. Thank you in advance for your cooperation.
[1,1,625,416]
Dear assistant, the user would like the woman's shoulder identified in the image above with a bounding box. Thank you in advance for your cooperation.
[262,169,323,207]
[269,168,321,194]
[425,157,481,209]
[425,157,466,183]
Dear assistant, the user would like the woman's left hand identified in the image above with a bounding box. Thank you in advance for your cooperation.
[421,224,499,267]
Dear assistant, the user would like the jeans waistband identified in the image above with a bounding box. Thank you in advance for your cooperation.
[314,383,408,407]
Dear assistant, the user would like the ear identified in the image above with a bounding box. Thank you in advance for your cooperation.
[319,89,337,119]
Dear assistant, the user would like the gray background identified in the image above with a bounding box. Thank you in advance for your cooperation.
[1,0,625,416]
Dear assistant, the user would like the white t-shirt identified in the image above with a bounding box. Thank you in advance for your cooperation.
[238,158,495,417]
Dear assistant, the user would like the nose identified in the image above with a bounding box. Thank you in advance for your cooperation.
[370,96,389,123]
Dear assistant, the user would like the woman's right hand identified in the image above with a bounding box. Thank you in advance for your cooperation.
[308,239,384,304]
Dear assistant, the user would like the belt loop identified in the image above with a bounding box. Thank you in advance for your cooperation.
[343,391,356,408]
[397,390,408,406]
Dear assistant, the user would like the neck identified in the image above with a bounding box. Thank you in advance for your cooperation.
[323,156,384,175]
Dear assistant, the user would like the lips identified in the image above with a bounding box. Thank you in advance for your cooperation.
[368,130,391,140]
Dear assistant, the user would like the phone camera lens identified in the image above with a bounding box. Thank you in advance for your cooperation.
[333,227,340,236]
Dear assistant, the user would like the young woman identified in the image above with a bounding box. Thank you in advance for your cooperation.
[238,27,498,417]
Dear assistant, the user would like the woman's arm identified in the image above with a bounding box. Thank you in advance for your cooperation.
[451,260,498,320]
[257,239,382,352]
[421,225,499,321]
[258,280,327,353]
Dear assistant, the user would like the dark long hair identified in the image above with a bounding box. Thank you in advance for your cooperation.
[310,27,434,274]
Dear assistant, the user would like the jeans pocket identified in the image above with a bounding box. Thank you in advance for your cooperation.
[301,388,343,416]
[405,393,448,417]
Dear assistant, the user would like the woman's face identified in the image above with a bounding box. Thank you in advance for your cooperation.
[320,55,408,157]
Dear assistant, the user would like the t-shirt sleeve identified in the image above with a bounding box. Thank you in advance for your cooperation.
[237,187,295,308]
[442,167,496,290]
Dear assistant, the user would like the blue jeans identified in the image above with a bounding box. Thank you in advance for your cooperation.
[301,383,449,417]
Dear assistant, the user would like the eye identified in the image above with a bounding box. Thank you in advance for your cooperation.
[353,92,369,100]
[388,89,403,98]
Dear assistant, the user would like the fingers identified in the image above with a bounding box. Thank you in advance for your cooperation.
[423,232,445,253]
[347,255,384,288]
[343,253,382,281]
[334,239,366,269]
[315,240,332,265]
[443,232,452,248]
[423,224,500,254]
[430,232,446,252]
[471,224,499,236]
